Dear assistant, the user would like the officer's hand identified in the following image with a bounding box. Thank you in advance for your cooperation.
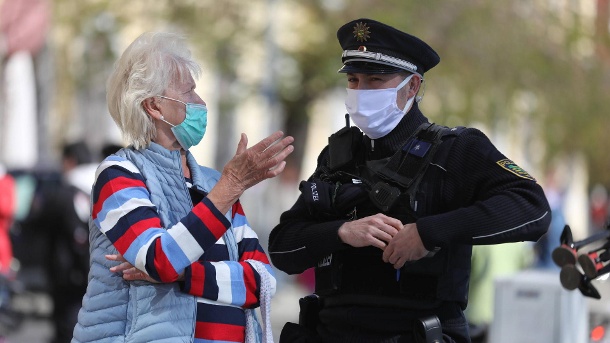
[337,213,403,249]
[382,223,429,269]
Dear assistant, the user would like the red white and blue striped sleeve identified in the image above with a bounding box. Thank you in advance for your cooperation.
[181,201,277,308]
[91,156,231,282]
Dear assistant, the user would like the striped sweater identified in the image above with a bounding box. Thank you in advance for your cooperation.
[92,156,276,342]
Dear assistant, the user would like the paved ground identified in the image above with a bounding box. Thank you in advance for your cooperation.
[5,272,608,343]
[2,291,53,343]
[1,275,307,343]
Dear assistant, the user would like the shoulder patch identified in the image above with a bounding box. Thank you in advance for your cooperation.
[496,159,536,181]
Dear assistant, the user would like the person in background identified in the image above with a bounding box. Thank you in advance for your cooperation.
[43,141,96,343]
[464,243,533,343]
[268,18,550,343]
[533,169,566,270]
[72,32,294,343]
[0,163,15,278]
[0,163,16,339]
[100,142,123,159]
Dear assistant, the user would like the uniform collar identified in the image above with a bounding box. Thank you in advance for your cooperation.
[364,102,429,159]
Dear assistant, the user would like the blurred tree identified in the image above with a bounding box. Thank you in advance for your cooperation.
[49,0,610,189]
[161,0,270,171]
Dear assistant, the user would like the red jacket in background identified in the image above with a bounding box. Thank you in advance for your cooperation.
[0,173,15,275]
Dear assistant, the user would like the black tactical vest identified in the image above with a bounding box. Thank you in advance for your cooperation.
[312,123,471,310]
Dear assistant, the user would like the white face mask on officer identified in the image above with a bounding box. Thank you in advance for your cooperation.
[345,74,415,139]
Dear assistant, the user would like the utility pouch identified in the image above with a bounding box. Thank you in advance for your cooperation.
[369,181,401,212]
[328,126,362,171]
[298,294,321,331]
[414,315,443,343]
[314,253,342,296]
[279,322,319,343]
[299,180,334,216]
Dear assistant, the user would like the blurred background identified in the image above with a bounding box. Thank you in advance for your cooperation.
[1,0,610,342]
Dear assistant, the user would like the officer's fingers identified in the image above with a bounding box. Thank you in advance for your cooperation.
[382,244,394,262]
[385,249,401,265]
[374,227,394,244]
[367,235,388,250]
[394,256,407,270]
[383,216,405,231]
[379,223,400,237]
[371,214,403,231]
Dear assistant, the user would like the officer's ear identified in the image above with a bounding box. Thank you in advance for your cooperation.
[407,74,422,98]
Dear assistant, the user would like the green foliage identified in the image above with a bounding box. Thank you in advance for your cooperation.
[51,0,610,187]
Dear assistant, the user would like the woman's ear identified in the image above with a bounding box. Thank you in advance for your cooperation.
[142,97,162,120]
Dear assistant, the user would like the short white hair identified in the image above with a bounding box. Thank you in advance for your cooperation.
[106,32,201,149]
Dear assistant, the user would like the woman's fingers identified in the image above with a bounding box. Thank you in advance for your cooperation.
[235,133,248,155]
[249,131,286,153]
[105,254,126,262]
[227,131,294,185]
[106,254,132,273]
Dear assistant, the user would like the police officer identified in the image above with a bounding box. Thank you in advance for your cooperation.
[268,18,551,343]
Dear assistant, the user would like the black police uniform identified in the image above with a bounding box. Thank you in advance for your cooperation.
[268,18,551,343]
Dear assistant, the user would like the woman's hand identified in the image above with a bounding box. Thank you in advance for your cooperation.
[208,131,294,213]
[106,254,158,283]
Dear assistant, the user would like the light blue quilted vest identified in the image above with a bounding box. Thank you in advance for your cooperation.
[72,143,232,343]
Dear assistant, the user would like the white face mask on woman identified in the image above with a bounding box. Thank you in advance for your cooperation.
[345,74,415,139]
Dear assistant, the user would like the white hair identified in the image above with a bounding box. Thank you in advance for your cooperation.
[106,32,201,149]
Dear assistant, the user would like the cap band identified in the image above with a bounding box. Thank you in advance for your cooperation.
[342,50,418,74]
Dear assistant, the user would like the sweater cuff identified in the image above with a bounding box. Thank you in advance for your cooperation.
[304,220,349,257]
[200,196,232,228]
[416,216,446,251]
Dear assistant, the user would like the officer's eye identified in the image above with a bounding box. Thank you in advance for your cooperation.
[365,77,385,85]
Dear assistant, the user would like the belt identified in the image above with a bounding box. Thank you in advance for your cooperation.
[322,293,442,311]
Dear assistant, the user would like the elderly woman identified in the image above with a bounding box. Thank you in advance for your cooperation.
[72,32,293,343]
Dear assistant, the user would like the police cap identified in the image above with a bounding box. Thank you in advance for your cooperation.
[337,18,440,75]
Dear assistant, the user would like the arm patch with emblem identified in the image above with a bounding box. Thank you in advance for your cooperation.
[496,159,536,181]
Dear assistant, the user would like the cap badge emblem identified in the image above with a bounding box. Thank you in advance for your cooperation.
[353,22,371,42]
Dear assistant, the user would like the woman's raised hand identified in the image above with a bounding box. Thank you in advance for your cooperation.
[207,131,294,213]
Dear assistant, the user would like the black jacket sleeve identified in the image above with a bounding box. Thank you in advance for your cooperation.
[417,128,551,249]
[268,193,348,274]
[268,146,352,274]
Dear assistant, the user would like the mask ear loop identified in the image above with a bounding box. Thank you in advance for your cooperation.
[159,115,176,127]
[416,78,426,103]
